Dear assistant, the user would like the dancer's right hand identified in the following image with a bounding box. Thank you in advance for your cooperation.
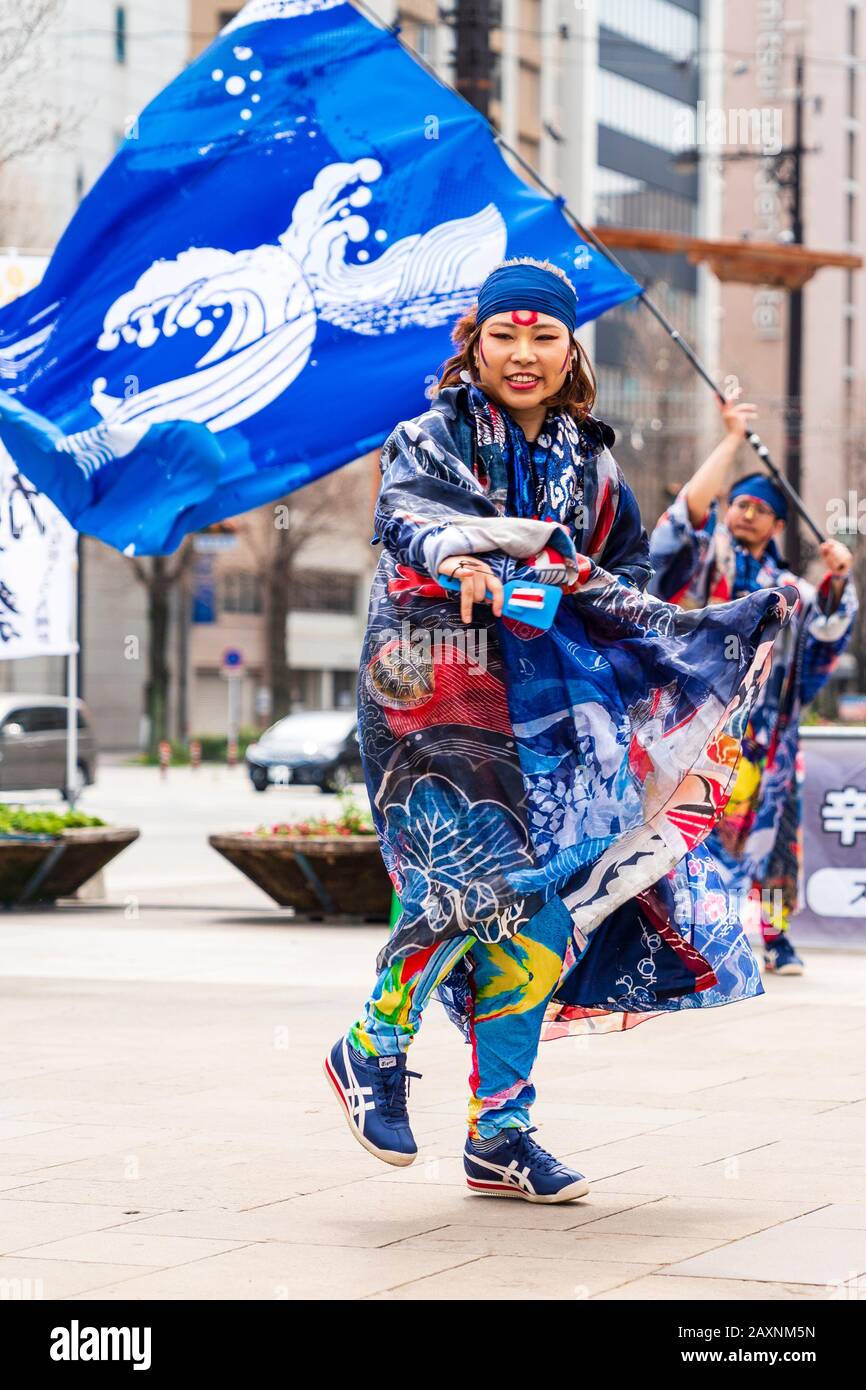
[438,555,505,623]
[719,386,758,441]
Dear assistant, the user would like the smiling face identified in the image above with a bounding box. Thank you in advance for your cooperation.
[473,310,574,413]
[724,493,786,554]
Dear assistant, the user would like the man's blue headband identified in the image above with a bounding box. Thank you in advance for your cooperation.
[475,263,578,333]
[729,472,788,521]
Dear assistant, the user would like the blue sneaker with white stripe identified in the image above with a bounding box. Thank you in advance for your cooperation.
[464,1126,590,1202]
[763,933,805,976]
[324,1036,419,1166]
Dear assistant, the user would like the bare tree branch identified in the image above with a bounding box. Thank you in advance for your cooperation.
[0,0,77,169]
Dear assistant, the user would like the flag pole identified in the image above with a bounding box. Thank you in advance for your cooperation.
[352,0,826,546]
[65,539,80,808]
[498,142,826,544]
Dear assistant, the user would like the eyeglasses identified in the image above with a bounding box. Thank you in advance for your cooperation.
[729,496,776,519]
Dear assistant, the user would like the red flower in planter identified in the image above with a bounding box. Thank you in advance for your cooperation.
[252,793,375,838]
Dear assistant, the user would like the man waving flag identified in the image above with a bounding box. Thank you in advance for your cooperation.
[0,0,640,555]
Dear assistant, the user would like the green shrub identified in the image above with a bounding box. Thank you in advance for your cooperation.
[0,805,106,835]
[133,726,260,766]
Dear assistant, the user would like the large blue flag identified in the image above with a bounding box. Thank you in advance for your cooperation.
[0,0,641,555]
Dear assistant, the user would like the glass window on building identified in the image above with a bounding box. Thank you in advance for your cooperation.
[596,365,645,422]
[415,22,434,63]
[600,0,698,61]
[490,50,502,105]
[115,6,127,64]
[597,69,694,153]
[655,283,698,339]
[518,58,539,120]
[290,570,357,614]
[221,572,263,614]
[602,284,696,347]
[594,167,696,235]
[290,669,323,710]
[517,137,541,183]
[398,18,423,60]
[596,363,700,436]
[333,671,358,708]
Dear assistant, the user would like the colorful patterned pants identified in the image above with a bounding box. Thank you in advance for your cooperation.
[348,898,573,1139]
[719,753,793,941]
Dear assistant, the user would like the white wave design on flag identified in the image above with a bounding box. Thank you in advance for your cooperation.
[313,204,506,335]
[223,0,347,30]
[0,323,56,381]
[51,159,506,477]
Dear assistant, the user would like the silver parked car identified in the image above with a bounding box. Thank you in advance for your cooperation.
[0,695,97,799]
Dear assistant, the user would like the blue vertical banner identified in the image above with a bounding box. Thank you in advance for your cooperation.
[191,554,217,624]
[0,0,640,556]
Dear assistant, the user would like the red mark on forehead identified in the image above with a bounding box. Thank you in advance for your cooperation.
[511,310,538,325]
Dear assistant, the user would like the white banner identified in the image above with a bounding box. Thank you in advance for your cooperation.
[0,253,77,660]
[0,444,76,658]
[0,252,76,664]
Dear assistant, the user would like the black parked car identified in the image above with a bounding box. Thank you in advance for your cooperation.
[245,710,363,793]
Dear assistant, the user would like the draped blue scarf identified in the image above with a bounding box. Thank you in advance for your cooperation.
[464,380,595,530]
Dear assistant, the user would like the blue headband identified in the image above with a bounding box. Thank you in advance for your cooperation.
[729,473,788,521]
[476,263,578,333]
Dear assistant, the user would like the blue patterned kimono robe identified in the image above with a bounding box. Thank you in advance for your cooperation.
[649,485,859,928]
[359,385,799,1038]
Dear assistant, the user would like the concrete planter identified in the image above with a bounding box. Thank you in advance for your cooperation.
[209,832,392,920]
[0,827,140,907]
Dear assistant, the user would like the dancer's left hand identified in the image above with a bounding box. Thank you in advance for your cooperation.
[820,538,852,584]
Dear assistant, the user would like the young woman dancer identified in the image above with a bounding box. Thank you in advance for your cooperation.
[325,257,798,1203]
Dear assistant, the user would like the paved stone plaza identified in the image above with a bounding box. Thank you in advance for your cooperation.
[2,904,866,1300]
[1,766,865,1300]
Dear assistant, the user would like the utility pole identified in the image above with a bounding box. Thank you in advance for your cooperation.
[782,49,806,575]
[671,43,817,571]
